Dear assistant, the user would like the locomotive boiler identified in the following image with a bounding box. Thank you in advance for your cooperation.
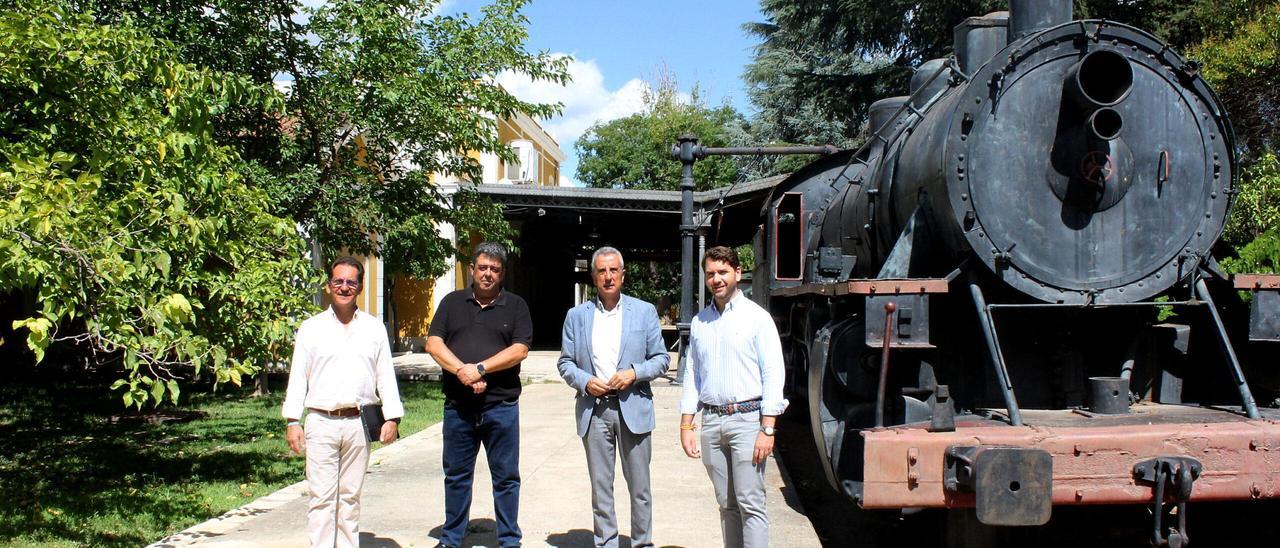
[757,0,1280,543]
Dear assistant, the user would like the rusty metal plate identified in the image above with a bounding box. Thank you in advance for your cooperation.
[860,412,1280,509]
[770,282,851,298]
[848,278,950,295]
[1234,274,1280,290]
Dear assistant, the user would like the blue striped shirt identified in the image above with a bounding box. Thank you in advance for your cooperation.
[679,291,789,416]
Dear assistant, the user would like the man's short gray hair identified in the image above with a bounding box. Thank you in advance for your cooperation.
[591,246,624,271]
[473,242,508,266]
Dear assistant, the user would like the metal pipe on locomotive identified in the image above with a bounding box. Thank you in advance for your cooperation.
[753,0,1280,542]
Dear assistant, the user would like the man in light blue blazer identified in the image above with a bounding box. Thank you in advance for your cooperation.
[558,246,670,548]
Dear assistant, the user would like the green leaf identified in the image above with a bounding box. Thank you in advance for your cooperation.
[150,379,165,403]
[161,293,193,324]
[153,251,171,279]
[12,317,52,363]
[167,379,181,404]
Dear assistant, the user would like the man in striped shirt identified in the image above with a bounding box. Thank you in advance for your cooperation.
[679,246,788,548]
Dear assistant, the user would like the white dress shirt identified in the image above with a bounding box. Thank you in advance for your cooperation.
[282,307,404,420]
[590,298,624,380]
[679,290,789,416]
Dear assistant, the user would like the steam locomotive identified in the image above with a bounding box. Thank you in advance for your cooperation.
[755,0,1280,544]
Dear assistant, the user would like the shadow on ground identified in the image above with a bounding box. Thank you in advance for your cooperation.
[359,531,404,547]
[428,518,500,547]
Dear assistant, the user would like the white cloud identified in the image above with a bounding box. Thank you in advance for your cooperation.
[497,55,649,155]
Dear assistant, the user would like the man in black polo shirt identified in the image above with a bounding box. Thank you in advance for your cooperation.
[426,242,532,548]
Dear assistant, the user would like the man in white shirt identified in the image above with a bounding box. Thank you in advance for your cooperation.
[558,247,670,548]
[679,246,788,548]
[283,256,403,548]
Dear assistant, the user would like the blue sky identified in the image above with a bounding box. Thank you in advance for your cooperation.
[449,0,767,185]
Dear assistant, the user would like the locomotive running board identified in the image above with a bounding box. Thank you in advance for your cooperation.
[860,406,1280,511]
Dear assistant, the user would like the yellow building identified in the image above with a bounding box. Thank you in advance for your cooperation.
[353,111,566,349]
[283,74,564,347]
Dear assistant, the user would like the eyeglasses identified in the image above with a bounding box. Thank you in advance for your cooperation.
[328,279,361,289]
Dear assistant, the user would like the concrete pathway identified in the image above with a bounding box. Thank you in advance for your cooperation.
[151,352,819,547]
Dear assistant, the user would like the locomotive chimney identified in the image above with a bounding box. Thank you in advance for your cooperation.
[1065,50,1135,109]
[1007,0,1072,42]
[1065,50,1134,140]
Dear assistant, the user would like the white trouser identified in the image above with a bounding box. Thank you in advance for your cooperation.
[305,412,369,548]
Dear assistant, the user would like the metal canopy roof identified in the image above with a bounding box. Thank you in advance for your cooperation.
[467,175,788,214]
[471,175,789,348]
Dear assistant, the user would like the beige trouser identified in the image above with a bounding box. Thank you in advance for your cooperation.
[305,412,369,548]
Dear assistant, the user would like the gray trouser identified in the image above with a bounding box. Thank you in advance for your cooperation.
[701,409,768,548]
[583,397,653,548]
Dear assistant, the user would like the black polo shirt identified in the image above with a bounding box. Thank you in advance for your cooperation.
[428,287,533,406]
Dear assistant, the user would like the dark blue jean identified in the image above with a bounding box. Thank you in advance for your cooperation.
[441,399,521,547]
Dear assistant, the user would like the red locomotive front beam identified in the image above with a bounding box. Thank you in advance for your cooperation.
[1234,274,1280,290]
[861,413,1280,508]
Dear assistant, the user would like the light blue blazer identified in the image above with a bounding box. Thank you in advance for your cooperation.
[557,294,671,437]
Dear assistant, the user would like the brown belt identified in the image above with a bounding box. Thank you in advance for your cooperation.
[310,407,360,418]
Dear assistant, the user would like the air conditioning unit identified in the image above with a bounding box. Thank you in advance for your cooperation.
[504,139,539,184]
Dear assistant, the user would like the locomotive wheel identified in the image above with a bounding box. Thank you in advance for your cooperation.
[808,315,874,497]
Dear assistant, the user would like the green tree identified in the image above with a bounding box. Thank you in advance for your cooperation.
[82,0,567,281]
[1191,1,1280,273]
[1187,1,1280,163]
[576,77,747,191]
[744,0,1003,148]
[0,2,314,406]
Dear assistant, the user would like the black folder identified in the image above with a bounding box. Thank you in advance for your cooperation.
[359,404,387,443]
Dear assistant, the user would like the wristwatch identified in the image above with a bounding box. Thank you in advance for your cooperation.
[760,425,776,436]
[475,362,487,376]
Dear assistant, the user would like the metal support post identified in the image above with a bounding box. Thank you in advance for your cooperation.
[697,231,706,308]
[674,134,700,384]
[1195,279,1261,419]
[969,280,1023,426]
[668,138,839,385]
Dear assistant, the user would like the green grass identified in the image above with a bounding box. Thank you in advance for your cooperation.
[0,377,443,548]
